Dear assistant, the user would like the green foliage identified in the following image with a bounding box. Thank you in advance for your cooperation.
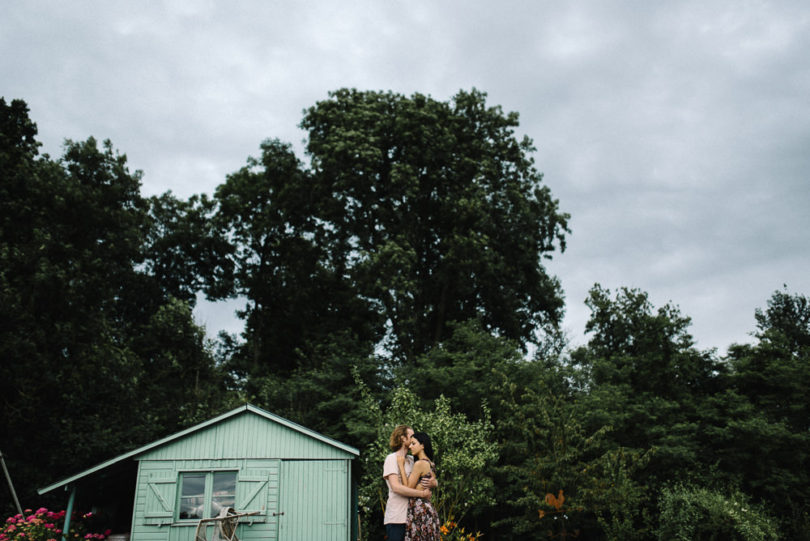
[212,139,378,380]
[491,356,652,540]
[300,88,569,360]
[714,289,810,539]
[353,376,497,541]
[0,100,234,513]
[657,485,779,541]
[4,94,810,538]
[730,288,810,433]
[581,284,720,397]
[405,319,525,420]
[249,332,382,446]
[143,192,234,304]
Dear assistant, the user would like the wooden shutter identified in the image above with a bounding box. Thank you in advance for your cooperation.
[237,461,280,523]
[144,472,177,525]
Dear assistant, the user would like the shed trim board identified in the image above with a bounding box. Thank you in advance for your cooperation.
[38,404,359,495]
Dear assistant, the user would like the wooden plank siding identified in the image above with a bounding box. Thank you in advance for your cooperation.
[128,409,356,541]
[132,459,283,541]
[135,414,353,462]
[278,461,350,541]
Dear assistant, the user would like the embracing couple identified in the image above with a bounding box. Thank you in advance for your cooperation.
[382,425,441,541]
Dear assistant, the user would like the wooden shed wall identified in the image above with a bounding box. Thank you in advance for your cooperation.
[135,413,354,461]
[131,458,283,541]
[129,411,354,541]
[131,458,352,541]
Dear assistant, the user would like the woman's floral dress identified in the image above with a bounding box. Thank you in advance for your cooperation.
[405,460,441,541]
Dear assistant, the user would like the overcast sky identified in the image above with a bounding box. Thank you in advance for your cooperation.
[4,1,809,354]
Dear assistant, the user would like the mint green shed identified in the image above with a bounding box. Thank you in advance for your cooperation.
[38,405,359,541]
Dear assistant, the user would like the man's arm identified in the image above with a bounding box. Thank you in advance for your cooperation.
[422,473,437,489]
[386,474,430,498]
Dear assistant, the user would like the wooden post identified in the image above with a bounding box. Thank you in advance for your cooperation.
[0,450,23,515]
[62,485,77,541]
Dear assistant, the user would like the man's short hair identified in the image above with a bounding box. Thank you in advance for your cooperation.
[389,425,411,451]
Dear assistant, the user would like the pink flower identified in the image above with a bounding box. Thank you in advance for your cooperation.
[85,534,94,539]
[4,518,14,524]
[7,525,15,532]
[104,531,111,536]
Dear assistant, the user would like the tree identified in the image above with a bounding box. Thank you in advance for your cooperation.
[300,88,570,360]
[211,139,379,382]
[404,319,526,420]
[729,288,810,432]
[142,192,234,304]
[722,288,810,538]
[0,100,233,514]
[570,285,725,534]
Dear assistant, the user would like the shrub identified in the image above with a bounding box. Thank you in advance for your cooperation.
[1,508,110,541]
[657,485,779,541]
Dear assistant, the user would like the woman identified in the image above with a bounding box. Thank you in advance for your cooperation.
[396,432,441,541]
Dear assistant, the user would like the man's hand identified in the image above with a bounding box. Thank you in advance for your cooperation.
[420,472,438,489]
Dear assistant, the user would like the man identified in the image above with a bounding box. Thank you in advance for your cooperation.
[383,425,437,541]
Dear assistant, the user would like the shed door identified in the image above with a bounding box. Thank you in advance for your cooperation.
[278,460,349,541]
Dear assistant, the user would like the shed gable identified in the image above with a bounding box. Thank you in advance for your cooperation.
[135,411,353,461]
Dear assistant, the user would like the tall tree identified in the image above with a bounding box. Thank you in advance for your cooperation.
[212,139,379,381]
[729,287,810,432]
[300,88,570,360]
[721,288,810,538]
[571,285,724,533]
[578,284,720,397]
[0,100,232,514]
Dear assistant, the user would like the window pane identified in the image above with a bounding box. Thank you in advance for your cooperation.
[179,474,205,519]
[211,472,237,516]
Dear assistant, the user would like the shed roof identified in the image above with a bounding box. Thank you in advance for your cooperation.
[38,404,359,495]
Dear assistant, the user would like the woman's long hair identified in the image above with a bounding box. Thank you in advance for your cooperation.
[411,432,435,463]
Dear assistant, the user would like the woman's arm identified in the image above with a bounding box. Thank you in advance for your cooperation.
[403,461,429,489]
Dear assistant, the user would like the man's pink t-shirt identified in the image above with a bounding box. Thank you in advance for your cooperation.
[383,452,413,524]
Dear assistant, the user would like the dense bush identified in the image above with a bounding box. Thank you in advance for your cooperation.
[657,485,778,541]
